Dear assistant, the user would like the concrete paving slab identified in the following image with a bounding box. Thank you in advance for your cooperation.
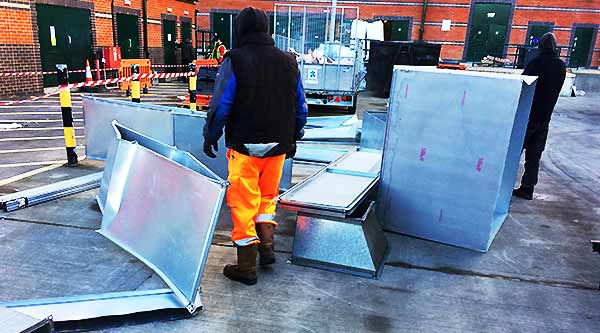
[92,247,600,333]
[0,220,159,301]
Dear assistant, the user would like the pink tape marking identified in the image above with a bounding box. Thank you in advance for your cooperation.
[461,90,467,107]
[405,84,409,98]
[419,148,427,161]
[438,209,443,223]
[476,158,484,172]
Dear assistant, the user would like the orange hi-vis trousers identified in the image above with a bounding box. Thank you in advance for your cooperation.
[226,149,286,247]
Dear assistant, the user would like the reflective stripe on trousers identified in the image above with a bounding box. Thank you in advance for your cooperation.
[226,149,285,247]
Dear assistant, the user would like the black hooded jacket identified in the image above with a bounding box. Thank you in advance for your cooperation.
[523,33,566,124]
[206,7,304,157]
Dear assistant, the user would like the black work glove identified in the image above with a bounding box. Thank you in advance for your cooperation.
[203,141,218,158]
[286,145,297,160]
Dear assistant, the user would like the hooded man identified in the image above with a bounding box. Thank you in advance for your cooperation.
[203,7,308,285]
[513,32,566,200]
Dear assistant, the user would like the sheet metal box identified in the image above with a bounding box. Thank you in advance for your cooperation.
[378,66,536,252]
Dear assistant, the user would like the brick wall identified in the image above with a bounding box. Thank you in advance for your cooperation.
[196,0,600,66]
[0,0,197,98]
[0,3,43,97]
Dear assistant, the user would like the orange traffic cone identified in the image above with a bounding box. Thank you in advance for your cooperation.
[84,59,93,84]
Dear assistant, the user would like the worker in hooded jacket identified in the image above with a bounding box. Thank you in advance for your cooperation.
[513,32,566,200]
[203,7,308,285]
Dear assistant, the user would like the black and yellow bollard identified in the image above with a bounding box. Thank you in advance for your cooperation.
[131,64,140,103]
[56,64,78,166]
[188,63,197,111]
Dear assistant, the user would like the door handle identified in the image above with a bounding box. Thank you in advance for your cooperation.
[68,35,72,45]
[129,39,132,48]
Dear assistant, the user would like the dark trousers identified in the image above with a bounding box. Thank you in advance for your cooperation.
[521,122,550,188]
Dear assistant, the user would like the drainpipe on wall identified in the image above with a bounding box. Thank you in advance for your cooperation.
[195,10,199,52]
[142,0,150,59]
[111,0,117,46]
[418,0,428,41]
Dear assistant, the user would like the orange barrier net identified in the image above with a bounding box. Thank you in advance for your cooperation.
[119,59,152,91]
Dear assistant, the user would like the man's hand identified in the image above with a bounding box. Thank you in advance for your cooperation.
[203,141,218,158]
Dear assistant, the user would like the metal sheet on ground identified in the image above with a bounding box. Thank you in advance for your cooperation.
[280,150,381,216]
[0,306,52,332]
[100,122,227,309]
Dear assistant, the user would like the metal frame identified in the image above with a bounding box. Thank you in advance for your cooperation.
[279,149,381,218]
[273,3,361,107]
[462,0,516,62]
[0,172,102,212]
[567,23,599,68]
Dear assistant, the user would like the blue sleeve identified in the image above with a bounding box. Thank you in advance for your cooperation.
[203,58,236,144]
[295,75,308,140]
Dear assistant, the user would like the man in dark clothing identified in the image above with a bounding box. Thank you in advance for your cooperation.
[513,33,566,200]
[181,37,195,65]
[203,7,308,285]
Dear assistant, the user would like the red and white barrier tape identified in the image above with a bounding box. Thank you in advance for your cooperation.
[0,71,197,106]
[59,72,194,89]
[0,68,119,77]
[151,64,186,68]
[0,91,61,107]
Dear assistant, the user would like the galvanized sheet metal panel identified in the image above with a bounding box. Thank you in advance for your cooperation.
[82,97,175,160]
[378,66,536,252]
[100,122,227,309]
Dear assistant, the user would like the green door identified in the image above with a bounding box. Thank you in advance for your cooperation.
[526,23,552,46]
[181,21,192,42]
[466,3,511,62]
[212,12,234,50]
[116,14,140,59]
[569,27,594,68]
[36,4,92,87]
[162,19,177,71]
[383,19,410,41]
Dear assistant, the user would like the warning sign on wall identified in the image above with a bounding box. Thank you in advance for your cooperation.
[50,26,56,46]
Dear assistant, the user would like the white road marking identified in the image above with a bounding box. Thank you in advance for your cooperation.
[0,135,84,142]
[0,119,84,123]
[0,146,85,154]
[0,155,87,169]
[0,126,85,131]
[0,163,64,187]
[0,112,83,115]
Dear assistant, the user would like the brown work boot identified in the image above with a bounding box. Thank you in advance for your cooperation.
[256,223,276,266]
[223,244,258,286]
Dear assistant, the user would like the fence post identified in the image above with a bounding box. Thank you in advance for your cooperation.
[188,63,197,111]
[56,64,78,166]
[131,63,140,103]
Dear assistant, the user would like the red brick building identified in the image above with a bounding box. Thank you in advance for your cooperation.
[0,0,196,97]
[196,0,599,67]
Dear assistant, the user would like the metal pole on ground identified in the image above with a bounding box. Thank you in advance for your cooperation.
[188,63,197,111]
[131,64,140,103]
[56,64,78,166]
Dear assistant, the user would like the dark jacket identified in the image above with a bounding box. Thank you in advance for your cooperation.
[181,41,195,64]
[523,34,566,124]
[203,7,308,157]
